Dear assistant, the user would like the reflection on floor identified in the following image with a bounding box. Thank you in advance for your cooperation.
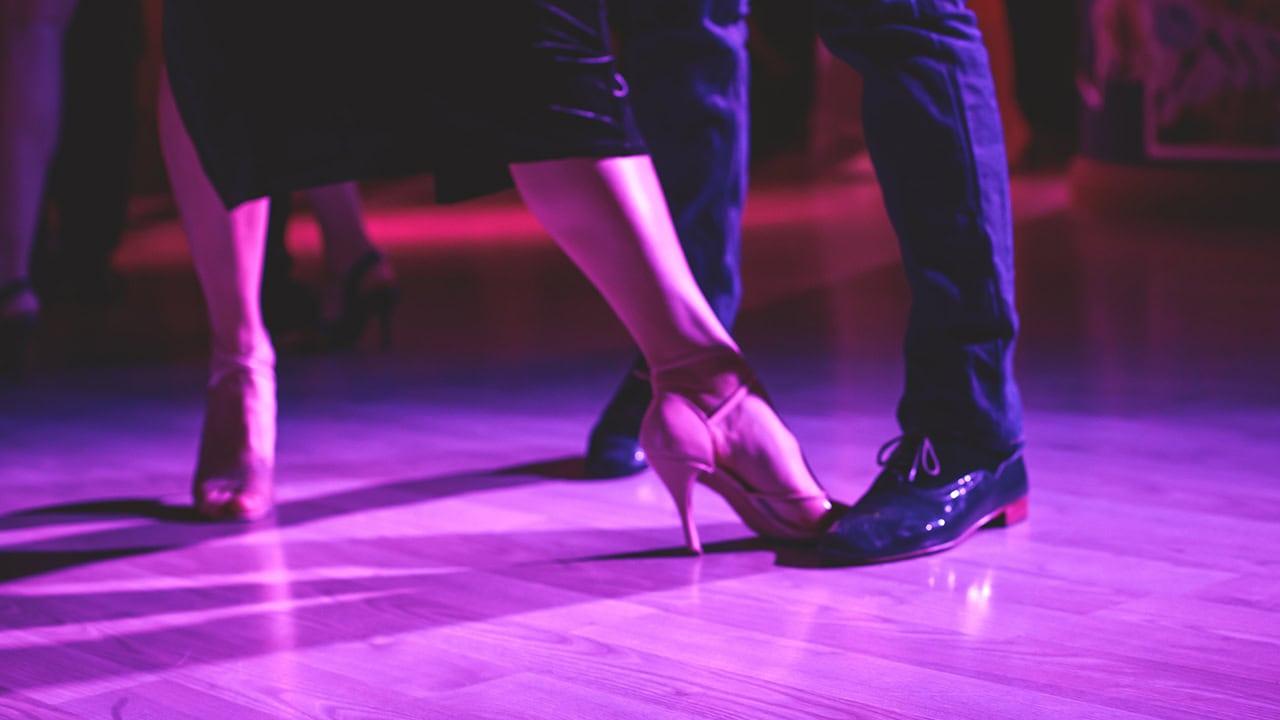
[2,170,1278,719]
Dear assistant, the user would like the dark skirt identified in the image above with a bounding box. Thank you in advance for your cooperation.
[163,1,647,208]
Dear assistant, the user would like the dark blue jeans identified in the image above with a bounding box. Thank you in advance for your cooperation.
[616,0,1022,454]
[613,0,749,330]
[816,0,1023,452]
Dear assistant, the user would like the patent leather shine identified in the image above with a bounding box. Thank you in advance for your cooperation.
[585,430,649,478]
[820,448,1028,565]
[585,363,653,479]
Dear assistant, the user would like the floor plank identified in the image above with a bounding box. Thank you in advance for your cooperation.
[3,171,1278,718]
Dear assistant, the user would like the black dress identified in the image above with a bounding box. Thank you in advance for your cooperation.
[163,1,646,208]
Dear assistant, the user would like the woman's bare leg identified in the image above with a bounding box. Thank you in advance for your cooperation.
[511,157,736,370]
[0,0,77,308]
[302,183,397,334]
[158,69,275,521]
[304,183,376,275]
[511,156,832,553]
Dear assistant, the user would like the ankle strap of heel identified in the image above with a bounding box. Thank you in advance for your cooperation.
[647,347,743,376]
[650,349,760,418]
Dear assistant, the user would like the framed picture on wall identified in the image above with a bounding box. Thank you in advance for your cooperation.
[1142,0,1280,162]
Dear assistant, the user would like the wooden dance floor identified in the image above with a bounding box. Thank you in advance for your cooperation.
[2,169,1278,718]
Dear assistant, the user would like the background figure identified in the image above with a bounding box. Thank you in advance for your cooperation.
[0,0,78,376]
[261,183,399,351]
[0,0,143,378]
[586,0,751,477]
[36,0,144,302]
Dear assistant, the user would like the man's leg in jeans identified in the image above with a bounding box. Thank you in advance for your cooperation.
[585,0,750,477]
[813,0,1027,563]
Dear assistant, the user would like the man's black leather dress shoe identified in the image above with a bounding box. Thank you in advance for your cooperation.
[819,434,1028,565]
[584,360,651,478]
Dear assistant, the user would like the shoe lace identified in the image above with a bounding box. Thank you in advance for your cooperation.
[877,434,941,484]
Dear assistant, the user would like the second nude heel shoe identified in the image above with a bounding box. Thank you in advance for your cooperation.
[640,354,835,554]
[319,250,400,351]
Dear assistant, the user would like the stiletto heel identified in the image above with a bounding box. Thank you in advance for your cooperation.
[640,351,835,549]
[315,250,400,351]
[192,355,277,521]
[0,279,38,380]
[651,457,705,554]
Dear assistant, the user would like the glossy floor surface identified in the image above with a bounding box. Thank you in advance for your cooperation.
[3,169,1279,719]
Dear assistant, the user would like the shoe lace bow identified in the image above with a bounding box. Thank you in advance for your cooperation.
[877,435,941,483]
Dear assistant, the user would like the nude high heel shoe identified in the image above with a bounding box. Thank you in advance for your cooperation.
[192,352,277,521]
[639,351,835,553]
[315,250,400,352]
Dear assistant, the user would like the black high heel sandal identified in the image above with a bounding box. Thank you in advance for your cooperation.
[1,279,38,379]
[316,250,400,351]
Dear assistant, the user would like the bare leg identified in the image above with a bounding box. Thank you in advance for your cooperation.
[304,183,375,275]
[0,0,77,310]
[511,156,832,553]
[302,183,397,339]
[158,69,275,521]
[511,157,735,370]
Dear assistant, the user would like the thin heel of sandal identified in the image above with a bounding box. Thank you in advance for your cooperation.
[984,495,1029,528]
[650,456,704,555]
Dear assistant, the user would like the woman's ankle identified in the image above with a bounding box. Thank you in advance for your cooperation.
[650,347,750,414]
[210,329,275,374]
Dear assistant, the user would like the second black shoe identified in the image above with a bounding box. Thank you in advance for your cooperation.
[584,358,651,478]
[819,434,1028,565]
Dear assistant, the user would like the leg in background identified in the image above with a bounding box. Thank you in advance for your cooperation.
[0,0,77,376]
[0,0,77,306]
[305,183,379,277]
[41,0,143,302]
[304,183,399,351]
[259,184,397,350]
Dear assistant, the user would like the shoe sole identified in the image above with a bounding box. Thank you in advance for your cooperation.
[822,494,1029,566]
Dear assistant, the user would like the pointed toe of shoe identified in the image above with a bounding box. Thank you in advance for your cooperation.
[818,452,1029,565]
[818,505,919,564]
